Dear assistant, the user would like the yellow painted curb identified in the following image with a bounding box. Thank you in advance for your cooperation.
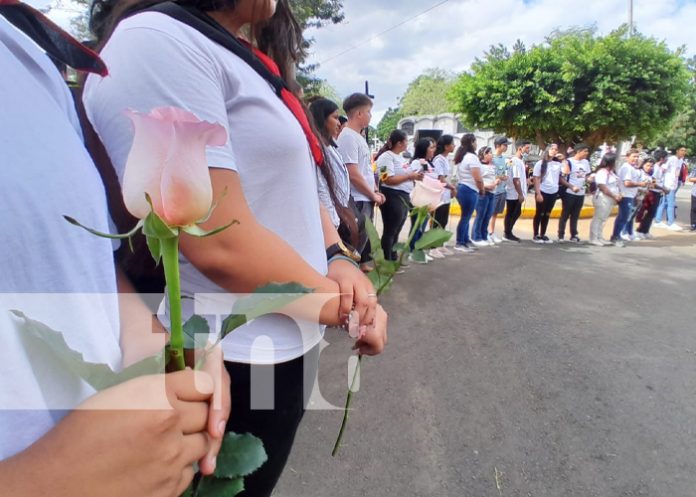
[448,198,618,219]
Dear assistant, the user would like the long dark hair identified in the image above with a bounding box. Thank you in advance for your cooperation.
[435,134,455,157]
[597,153,617,171]
[413,138,435,170]
[454,133,477,164]
[309,98,339,146]
[376,130,408,160]
[538,143,558,180]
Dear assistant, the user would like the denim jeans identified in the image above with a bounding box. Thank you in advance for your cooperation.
[472,192,495,241]
[590,192,615,242]
[654,187,678,225]
[456,184,478,245]
[611,197,635,240]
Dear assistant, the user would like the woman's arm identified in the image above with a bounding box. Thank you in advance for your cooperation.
[179,169,343,326]
[383,171,422,186]
[471,167,485,195]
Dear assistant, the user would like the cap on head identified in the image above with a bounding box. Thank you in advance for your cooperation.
[494,136,510,147]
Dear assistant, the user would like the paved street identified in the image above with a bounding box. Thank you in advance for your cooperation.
[275,192,695,497]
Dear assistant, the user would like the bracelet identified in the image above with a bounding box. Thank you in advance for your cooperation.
[328,255,360,267]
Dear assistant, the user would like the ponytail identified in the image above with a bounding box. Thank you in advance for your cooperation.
[376,129,407,160]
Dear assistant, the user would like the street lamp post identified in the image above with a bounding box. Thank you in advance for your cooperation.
[628,0,634,36]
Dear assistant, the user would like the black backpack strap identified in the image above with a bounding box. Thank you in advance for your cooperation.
[138,2,287,97]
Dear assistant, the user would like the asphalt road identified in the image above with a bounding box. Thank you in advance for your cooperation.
[274,192,695,497]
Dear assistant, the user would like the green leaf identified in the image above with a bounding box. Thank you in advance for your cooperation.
[180,485,194,497]
[220,283,313,340]
[64,216,143,241]
[10,310,165,391]
[181,220,239,238]
[214,432,268,479]
[142,209,177,240]
[195,477,244,497]
[367,270,393,294]
[410,249,427,263]
[415,228,453,250]
[364,218,385,263]
[146,235,161,266]
[182,314,210,350]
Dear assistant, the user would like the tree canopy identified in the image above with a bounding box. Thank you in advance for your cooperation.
[399,68,455,117]
[448,27,691,149]
[376,107,404,141]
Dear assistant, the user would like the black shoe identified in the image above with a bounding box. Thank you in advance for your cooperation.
[504,234,521,243]
[570,236,581,243]
[533,235,545,244]
[541,235,553,244]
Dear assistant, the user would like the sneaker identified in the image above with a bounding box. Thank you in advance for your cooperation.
[487,239,496,247]
[533,236,545,244]
[570,236,581,243]
[542,236,553,244]
[667,224,683,232]
[612,239,625,248]
[643,233,655,240]
[408,254,428,264]
[428,248,445,259]
[590,239,606,247]
[599,238,612,246]
[557,236,567,243]
[653,221,667,229]
[490,233,503,244]
[471,239,490,248]
[633,233,645,241]
[425,254,434,262]
[439,247,454,256]
[454,244,475,254]
[620,233,632,241]
[503,234,521,243]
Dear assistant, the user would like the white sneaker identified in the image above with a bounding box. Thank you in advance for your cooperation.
[487,239,496,246]
[667,224,683,232]
[425,254,434,262]
[633,233,645,241]
[643,233,655,240]
[490,233,503,244]
[471,240,489,248]
[590,240,606,247]
[599,238,612,246]
[439,247,454,256]
[428,248,445,259]
[653,222,667,229]
[454,245,474,254]
[612,240,625,248]
[620,233,632,241]
[408,254,428,264]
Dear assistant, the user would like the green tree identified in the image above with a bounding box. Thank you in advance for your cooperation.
[399,68,456,117]
[376,107,405,141]
[449,27,691,149]
[649,56,696,153]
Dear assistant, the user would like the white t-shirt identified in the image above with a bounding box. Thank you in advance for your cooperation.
[663,156,683,191]
[651,162,666,191]
[317,145,350,227]
[84,12,326,365]
[432,154,452,203]
[480,161,497,189]
[0,17,121,459]
[618,163,642,198]
[337,127,374,202]
[595,168,620,195]
[456,152,481,191]
[533,160,562,195]
[567,158,591,196]
[377,150,412,194]
[506,156,528,201]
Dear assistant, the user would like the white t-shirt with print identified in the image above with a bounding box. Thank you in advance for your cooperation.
[506,156,528,201]
[0,17,121,459]
[378,150,412,194]
[456,152,481,191]
[533,160,562,195]
[84,12,327,365]
[595,168,620,195]
[618,163,641,198]
[432,154,452,203]
[480,162,497,189]
[567,158,591,196]
[337,127,374,202]
[663,156,683,191]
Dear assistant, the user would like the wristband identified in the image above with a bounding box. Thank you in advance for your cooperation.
[328,255,360,267]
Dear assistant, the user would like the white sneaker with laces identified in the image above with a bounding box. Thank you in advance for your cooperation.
[429,248,445,259]
[653,221,667,229]
[490,233,503,244]
[667,224,683,232]
[620,233,631,241]
[439,247,454,256]
[454,245,474,254]
[471,240,489,248]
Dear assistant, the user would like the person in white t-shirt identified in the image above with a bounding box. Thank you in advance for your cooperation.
[408,137,439,260]
[0,11,226,495]
[431,134,457,254]
[337,93,385,269]
[611,149,648,246]
[532,144,573,244]
[503,140,531,242]
[654,146,687,231]
[471,146,501,247]
[453,134,485,253]
[84,1,388,494]
[558,143,591,243]
[590,153,622,246]
[376,130,417,261]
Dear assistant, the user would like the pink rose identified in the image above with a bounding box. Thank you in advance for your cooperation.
[122,107,227,226]
[411,175,445,210]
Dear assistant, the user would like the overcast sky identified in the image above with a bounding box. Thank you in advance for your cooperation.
[33,0,696,124]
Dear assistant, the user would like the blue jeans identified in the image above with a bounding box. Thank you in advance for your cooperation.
[472,192,495,241]
[409,216,429,251]
[456,184,478,245]
[612,197,635,240]
[655,186,678,225]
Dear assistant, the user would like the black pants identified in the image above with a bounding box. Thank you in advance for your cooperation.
[224,347,319,497]
[637,192,662,234]
[379,187,410,261]
[558,193,584,238]
[432,202,450,230]
[355,200,375,263]
[504,199,522,237]
[533,192,558,237]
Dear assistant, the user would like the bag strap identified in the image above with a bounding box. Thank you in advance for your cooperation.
[139,2,325,167]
